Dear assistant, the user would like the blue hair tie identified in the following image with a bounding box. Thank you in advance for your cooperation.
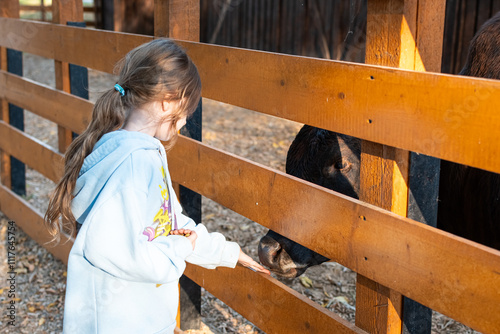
[114,84,125,96]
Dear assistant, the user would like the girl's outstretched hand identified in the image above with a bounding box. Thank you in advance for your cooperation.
[170,229,197,250]
[238,249,271,275]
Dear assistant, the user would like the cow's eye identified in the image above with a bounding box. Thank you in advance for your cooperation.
[334,159,351,172]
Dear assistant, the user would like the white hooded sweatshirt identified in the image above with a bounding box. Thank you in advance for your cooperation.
[63,130,240,334]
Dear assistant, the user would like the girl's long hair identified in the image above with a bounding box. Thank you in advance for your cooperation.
[44,38,201,243]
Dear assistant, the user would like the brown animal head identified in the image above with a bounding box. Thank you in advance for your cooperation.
[258,126,361,277]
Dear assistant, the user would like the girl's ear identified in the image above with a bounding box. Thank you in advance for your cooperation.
[161,99,171,113]
[161,99,181,114]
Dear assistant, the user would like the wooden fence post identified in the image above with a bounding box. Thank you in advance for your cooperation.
[52,0,84,153]
[356,1,446,333]
[154,0,202,330]
[41,0,46,22]
[0,0,25,196]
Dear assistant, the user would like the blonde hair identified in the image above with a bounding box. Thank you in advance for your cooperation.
[44,38,201,243]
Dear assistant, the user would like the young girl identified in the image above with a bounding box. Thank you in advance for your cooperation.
[44,38,269,334]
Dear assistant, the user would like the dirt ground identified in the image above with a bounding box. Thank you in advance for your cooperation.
[0,53,480,334]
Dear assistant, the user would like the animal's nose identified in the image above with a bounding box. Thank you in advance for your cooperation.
[258,235,282,268]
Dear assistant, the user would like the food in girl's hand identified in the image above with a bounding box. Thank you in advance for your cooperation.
[169,229,191,237]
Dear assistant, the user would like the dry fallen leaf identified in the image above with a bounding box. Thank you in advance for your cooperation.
[326,296,355,311]
[204,213,216,220]
[15,267,28,274]
[47,302,58,310]
[27,263,35,272]
[299,276,313,288]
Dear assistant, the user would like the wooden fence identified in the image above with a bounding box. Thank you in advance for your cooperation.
[1,0,500,333]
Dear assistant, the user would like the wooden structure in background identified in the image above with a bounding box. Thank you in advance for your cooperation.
[1,0,500,333]
[19,0,96,26]
[442,0,500,74]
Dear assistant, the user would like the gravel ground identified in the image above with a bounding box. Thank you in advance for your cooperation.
[0,53,480,334]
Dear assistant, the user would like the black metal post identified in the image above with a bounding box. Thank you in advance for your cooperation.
[67,21,89,139]
[178,99,203,330]
[7,48,25,196]
[403,152,441,334]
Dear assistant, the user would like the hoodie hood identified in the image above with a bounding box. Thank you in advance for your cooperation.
[72,130,165,223]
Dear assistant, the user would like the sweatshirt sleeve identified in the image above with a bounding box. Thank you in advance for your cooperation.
[176,209,240,269]
[164,153,240,270]
[82,187,193,284]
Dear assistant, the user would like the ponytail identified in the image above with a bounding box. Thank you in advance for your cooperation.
[44,89,126,243]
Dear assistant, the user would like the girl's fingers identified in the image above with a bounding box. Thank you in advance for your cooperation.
[170,228,193,236]
[238,250,271,275]
[249,261,271,275]
[181,229,193,236]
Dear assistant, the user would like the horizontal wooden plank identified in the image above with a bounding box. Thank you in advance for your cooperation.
[0,184,73,265]
[0,121,63,182]
[0,19,500,172]
[0,18,150,73]
[0,70,92,134]
[168,135,500,334]
[184,264,365,334]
